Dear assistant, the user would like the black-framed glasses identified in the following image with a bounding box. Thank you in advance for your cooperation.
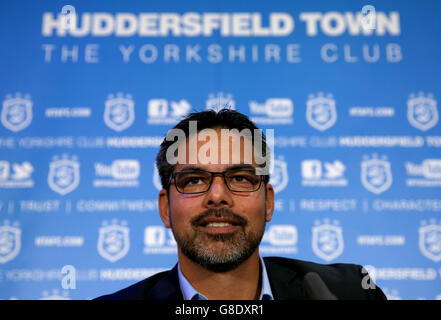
[169,167,264,194]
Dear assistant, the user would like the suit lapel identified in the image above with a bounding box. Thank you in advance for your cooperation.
[264,258,308,300]
[147,264,184,300]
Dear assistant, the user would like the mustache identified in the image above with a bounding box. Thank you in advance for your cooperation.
[191,208,248,228]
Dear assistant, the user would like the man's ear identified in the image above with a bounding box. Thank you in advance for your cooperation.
[265,183,275,222]
[158,189,171,228]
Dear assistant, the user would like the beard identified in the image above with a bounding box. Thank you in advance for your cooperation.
[171,207,266,272]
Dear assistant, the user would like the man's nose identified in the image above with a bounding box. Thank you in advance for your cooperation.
[203,175,233,207]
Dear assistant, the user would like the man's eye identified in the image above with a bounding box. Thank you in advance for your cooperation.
[231,175,252,183]
[183,176,206,186]
[187,178,202,184]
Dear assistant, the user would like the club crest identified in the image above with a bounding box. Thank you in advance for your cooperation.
[269,157,289,194]
[312,219,344,262]
[407,92,438,131]
[419,220,441,262]
[1,93,33,132]
[97,220,130,263]
[306,92,337,131]
[104,93,135,132]
[361,154,392,194]
[47,155,80,195]
[0,221,21,264]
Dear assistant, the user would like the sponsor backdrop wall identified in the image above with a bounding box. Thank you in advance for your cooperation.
[0,0,440,300]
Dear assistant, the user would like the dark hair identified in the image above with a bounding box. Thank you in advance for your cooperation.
[155,108,270,190]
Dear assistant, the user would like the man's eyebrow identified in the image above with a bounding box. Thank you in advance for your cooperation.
[176,165,205,172]
[226,164,255,171]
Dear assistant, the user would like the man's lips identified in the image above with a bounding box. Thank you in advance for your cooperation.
[198,223,240,234]
[198,217,241,227]
[191,209,247,234]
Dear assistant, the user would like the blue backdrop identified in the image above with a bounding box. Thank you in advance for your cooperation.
[0,0,440,300]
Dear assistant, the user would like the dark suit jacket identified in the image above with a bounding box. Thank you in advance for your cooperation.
[95,257,386,300]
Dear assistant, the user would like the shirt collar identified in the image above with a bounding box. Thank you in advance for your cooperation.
[178,256,274,300]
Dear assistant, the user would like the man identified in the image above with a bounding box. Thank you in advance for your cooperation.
[96,109,386,300]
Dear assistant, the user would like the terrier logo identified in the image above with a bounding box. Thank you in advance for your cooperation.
[206,92,236,111]
[1,93,33,132]
[269,157,289,194]
[104,93,135,132]
[48,155,80,195]
[407,92,438,131]
[419,219,441,262]
[361,154,392,194]
[0,220,21,264]
[97,219,130,263]
[306,92,337,131]
[312,219,344,262]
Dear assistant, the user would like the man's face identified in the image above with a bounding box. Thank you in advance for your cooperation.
[158,127,274,272]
